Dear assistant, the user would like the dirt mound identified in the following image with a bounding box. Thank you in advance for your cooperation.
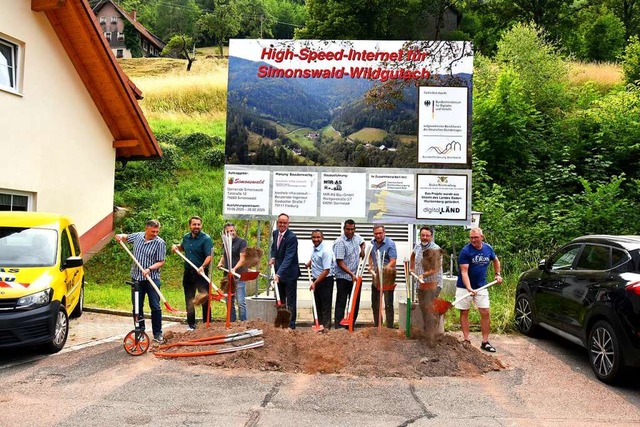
[154,320,502,379]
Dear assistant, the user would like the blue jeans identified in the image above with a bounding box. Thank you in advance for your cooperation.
[131,278,162,336]
[230,280,247,321]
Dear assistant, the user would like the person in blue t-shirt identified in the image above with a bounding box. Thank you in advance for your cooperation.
[456,227,503,352]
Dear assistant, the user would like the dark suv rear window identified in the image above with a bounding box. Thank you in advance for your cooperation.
[612,248,633,271]
[576,244,610,270]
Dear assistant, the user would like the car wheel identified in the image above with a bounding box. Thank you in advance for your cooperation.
[45,306,69,354]
[588,320,624,384]
[70,285,84,319]
[514,293,537,336]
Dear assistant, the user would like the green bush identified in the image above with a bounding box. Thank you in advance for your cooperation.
[176,132,216,151]
[621,36,640,85]
[203,148,225,167]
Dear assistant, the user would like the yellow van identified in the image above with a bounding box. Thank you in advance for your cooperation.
[0,212,84,353]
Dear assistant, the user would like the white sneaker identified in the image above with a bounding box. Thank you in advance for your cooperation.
[186,325,196,332]
[153,334,164,344]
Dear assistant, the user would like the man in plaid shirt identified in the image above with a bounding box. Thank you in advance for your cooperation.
[333,219,365,329]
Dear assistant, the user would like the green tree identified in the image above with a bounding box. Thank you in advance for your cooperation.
[473,68,543,184]
[265,0,308,38]
[495,23,569,117]
[235,0,277,38]
[162,34,196,71]
[621,35,640,84]
[600,0,640,39]
[581,7,626,61]
[155,0,202,40]
[198,0,241,57]
[295,0,408,39]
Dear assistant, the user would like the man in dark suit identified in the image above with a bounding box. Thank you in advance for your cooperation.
[269,213,300,329]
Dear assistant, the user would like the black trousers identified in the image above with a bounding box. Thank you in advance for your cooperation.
[183,268,210,327]
[371,286,394,328]
[313,275,334,329]
[334,278,361,329]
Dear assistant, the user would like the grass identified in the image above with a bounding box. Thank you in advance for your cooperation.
[147,113,227,136]
[321,125,341,139]
[84,280,228,318]
[568,61,623,91]
[287,127,319,150]
[349,127,388,142]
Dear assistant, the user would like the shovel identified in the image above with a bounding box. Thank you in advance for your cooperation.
[340,243,372,332]
[218,266,260,281]
[376,250,385,332]
[433,280,499,315]
[173,248,226,302]
[307,267,324,333]
[403,258,411,338]
[118,240,179,314]
[271,265,292,328]
[221,231,235,328]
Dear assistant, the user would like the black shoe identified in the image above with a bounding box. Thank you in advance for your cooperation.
[481,341,496,352]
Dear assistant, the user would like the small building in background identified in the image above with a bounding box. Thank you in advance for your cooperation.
[92,0,165,59]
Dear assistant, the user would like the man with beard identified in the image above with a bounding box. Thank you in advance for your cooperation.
[172,216,213,331]
[333,219,365,329]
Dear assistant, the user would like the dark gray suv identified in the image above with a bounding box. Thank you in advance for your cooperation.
[514,235,640,384]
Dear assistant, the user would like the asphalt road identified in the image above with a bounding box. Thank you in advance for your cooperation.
[1,315,639,426]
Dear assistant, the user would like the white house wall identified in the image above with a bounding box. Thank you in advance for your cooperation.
[0,3,116,235]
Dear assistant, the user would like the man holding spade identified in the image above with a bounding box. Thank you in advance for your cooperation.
[305,229,334,330]
[333,219,365,329]
[217,222,249,322]
[172,216,213,331]
[115,219,166,343]
[456,227,503,352]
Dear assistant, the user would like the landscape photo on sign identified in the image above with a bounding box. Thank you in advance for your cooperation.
[225,39,473,169]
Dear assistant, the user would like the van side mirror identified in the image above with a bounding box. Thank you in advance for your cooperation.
[63,256,83,269]
[538,259,547,271]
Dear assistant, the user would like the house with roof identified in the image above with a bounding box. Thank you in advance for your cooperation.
[92,0,165,59]
[1,0,162,256]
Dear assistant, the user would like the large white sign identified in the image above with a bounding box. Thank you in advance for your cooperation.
[320,172,367,218]
[416,174,468,220]
[272,171,318,216]
[418,86,468,164]
[224,169,271,215]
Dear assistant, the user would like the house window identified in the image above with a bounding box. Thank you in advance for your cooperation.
[116,49,123,58]
[0,191,31,211]
[99,16,106,24]
[111,16,118,23]
[142,40,148,51]
[0,36,21,93]
[104,32,112,41]
[117,32,125,41]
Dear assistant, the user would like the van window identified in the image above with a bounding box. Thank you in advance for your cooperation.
[60,228,72,267]
[0,227,57,266]
[68,225,81,257]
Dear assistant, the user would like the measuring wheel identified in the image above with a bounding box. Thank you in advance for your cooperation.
[123,330,150,356]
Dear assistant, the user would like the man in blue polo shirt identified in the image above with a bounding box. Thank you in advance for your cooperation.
[172,216,213,331]
[306,229,334,330]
